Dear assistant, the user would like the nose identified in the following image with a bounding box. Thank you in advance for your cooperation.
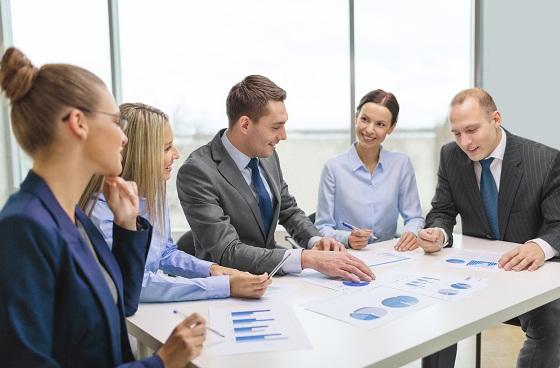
[459,134,471,148]
[120,129,128,146]
[279,127,287,141]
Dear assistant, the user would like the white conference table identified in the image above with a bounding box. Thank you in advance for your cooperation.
[126,235,560,368]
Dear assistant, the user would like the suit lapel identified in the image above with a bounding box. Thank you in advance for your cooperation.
[259,157,280,241]
[457,151,492,235]
[498,133,523,238]
[211,131,267,237]
[22,172,122,363]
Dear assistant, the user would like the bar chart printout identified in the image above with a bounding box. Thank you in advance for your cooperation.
[207,304,311,355]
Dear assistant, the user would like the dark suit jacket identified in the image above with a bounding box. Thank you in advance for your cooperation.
[0,171,161,367]
[426,129,560,253]
[177,129,320,274]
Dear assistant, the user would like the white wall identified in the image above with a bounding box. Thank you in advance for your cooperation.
[479,0,560,149]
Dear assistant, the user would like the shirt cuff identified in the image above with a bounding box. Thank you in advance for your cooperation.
[205,275,231,298]
[281,249,303,273]
[527,238,559,260]
[436,227,448,248]
[307,236,322,249]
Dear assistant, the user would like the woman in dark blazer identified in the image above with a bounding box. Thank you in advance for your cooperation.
[0,48,205,367]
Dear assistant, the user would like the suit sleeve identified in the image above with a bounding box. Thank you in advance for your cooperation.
[537,152,560,253]
[274,152,321,248]
[0,215,60,367]
[425,146,459,246]
[177,159,286,274]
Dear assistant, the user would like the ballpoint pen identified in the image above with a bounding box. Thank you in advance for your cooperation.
[267,252,292,279]
[342,221,378,240]
[284,235,300,249]
[172,309,225,338]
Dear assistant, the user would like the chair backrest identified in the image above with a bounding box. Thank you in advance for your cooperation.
[176,230,196,256]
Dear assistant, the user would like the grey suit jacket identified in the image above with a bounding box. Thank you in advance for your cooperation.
[426,129,560,253]
[177,129,321,274]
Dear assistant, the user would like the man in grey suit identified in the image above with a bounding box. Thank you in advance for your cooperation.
[418,88,560,368]
[177,75,373,282]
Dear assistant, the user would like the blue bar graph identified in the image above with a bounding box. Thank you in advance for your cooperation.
[231,309,271,317]
[235,333,286,342]
[229,308,287,344]
[234,325,269,333]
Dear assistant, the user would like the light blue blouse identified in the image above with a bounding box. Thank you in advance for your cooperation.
[92,194,230,302]
[315,144,425,246]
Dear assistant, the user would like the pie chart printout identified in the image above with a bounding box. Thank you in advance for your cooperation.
[342,281,370,287]
[381,295,419,308]
[350,307,388,320]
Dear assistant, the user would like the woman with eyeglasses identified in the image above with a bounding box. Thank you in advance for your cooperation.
[80,102,271,302]
[0,47,205,367]
[315,89,425,251]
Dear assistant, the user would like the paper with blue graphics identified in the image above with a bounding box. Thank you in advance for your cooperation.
[353,248,415,267]
[377,267,487,301]
[296,268,378,292]
[305,286,438,329]
[207,303,311,355]
[441,248,502,271]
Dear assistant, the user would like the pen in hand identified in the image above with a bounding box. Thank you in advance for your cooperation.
[267,252,292,280]
[172,309,225,338]
[342,221,378,240]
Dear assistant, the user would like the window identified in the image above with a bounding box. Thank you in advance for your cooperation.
[119,0,350,230]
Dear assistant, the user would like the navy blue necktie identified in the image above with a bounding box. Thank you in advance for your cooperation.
[480,158,499,239]
[247,158,273,235]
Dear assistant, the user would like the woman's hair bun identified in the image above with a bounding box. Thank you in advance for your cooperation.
[0,47,39,103]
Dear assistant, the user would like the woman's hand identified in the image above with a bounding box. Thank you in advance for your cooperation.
[230,272,271,299]
[394,232,419,251]
[348,228,373,250]
[156,313,206,368]
[103,176,138,231]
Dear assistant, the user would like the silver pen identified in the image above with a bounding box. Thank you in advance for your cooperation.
[172,309,225,338]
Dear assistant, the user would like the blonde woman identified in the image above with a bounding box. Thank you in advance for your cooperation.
[0,48,205,368]
[83,103,270,302]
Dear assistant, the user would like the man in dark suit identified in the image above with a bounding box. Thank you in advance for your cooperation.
[418,88,560,368]
[177,75,373,281]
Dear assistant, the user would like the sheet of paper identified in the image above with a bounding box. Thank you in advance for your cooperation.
[296,269,377,292]
[305,286,439,329]
[377,267,487,300]
[440,248,502,271]
[353,248,415,267]
[206,303,311,355]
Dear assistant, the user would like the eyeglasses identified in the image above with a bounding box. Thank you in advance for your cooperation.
[63,106,128,131]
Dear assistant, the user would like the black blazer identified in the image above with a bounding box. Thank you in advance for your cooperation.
[426,129,560,252]
[0,171,160,367]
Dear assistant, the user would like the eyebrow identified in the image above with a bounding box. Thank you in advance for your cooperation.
[451,123,480,133]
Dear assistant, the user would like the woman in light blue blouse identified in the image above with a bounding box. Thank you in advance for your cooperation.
[315,89,424,251]
[82,103,270,302]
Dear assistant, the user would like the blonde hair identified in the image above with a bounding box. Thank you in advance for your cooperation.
[0,47,105,156]
[80,103,169,231]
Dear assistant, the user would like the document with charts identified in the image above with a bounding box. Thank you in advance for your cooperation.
[439,248,502,271]
[206,303,311,355]
[305,286,439,329]
[376,267,488,301]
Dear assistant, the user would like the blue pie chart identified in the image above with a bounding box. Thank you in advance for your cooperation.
[446,258,466,264]
[342,281,370,287]
[350,307,388,320]
[382,295,419,308]
[438,289,459,296]
[451,283,471,289]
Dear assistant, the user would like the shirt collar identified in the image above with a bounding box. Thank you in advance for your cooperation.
[221,130,252,170]
[349,143,386,172]
[487,126,507,161]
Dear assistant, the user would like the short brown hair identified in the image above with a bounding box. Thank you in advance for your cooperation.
[450,88,498,118]
[356,89,400,125]
[0,47,105,156]
[226,75,286,128]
